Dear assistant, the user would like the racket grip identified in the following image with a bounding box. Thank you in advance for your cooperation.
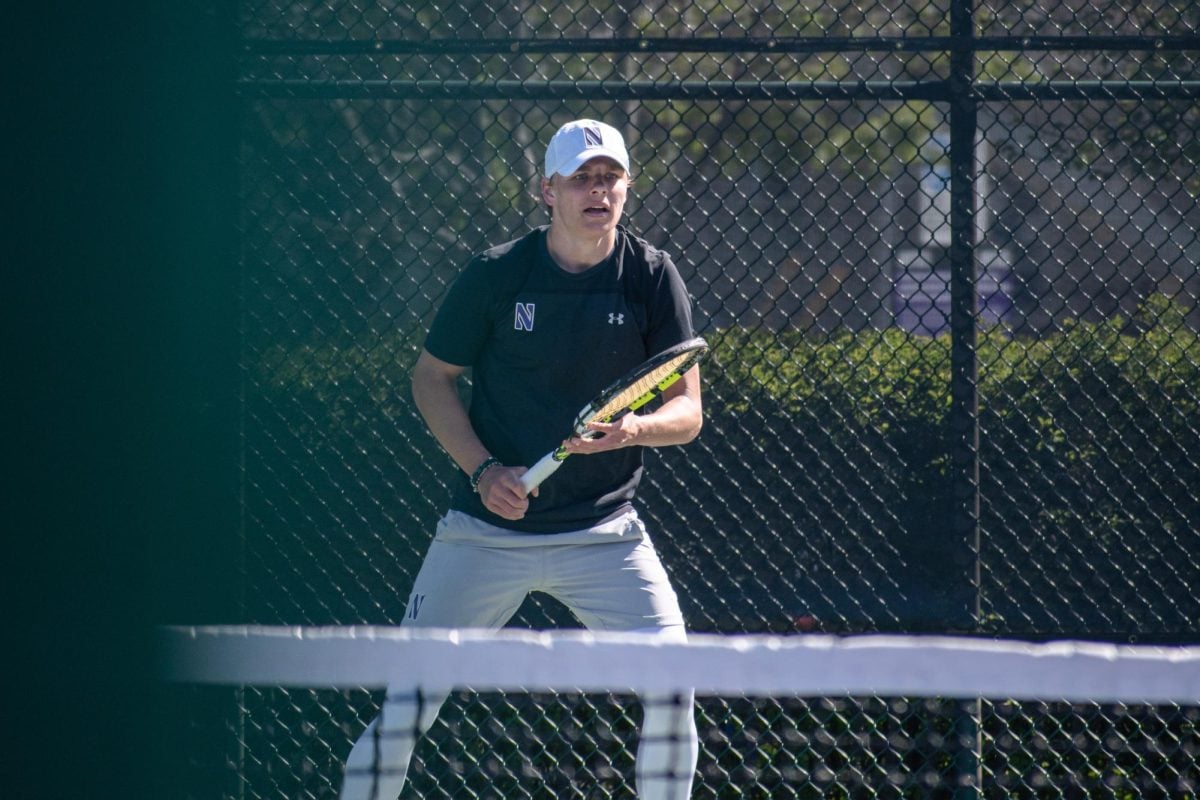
[519,452,563,493]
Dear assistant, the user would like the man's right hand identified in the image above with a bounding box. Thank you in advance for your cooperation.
[478,465,537,520]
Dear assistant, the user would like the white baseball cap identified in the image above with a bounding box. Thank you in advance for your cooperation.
[544,119,630,177]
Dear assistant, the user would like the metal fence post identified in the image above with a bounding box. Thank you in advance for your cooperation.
[949,0,983,796]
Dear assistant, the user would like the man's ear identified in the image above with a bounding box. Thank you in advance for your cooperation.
[540,176,555,209]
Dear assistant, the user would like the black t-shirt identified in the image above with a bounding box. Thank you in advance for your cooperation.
[423,226,695,533]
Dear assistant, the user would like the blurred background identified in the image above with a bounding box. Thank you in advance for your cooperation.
[15,3,239,797]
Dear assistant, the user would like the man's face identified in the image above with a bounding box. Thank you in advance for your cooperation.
[542,157,629,237]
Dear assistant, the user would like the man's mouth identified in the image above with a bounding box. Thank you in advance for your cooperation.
[584,205,610,217]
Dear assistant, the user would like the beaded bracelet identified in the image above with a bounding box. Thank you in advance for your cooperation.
[469,456,502,493]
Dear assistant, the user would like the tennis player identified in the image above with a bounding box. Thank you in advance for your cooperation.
[339,119,702,799]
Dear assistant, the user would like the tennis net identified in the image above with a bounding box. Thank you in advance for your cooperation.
[160,626,1200,799]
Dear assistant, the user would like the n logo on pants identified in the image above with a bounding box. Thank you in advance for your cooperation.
[407,593,425,620]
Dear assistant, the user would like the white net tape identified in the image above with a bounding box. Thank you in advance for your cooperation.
[161,626,1200,703]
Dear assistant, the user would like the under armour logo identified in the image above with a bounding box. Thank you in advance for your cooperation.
[608,313,625,325]
[514,302,535,331]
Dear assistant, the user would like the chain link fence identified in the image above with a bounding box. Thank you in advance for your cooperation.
[183,0,1200,797]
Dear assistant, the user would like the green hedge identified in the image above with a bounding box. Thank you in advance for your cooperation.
[702,294,1200,635]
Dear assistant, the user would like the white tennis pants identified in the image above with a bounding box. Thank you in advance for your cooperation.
[340,509,699,800]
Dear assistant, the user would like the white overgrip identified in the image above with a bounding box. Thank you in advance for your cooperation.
[519,451,564,493]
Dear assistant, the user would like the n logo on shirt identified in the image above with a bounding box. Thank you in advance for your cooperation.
[514,302,535,331]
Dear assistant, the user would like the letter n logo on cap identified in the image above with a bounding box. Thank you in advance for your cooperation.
[583,126,603,147]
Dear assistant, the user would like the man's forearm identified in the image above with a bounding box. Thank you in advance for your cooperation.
[628,394,703,447]
[411,369,491,476]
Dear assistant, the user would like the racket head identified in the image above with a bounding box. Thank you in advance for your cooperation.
[571,336,709,435]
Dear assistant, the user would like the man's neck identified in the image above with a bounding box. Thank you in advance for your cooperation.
[545,225,618,273]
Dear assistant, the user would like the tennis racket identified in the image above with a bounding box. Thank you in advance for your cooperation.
[519,337,709,493]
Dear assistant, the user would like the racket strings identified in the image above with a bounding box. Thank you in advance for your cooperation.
[592,353,696,421]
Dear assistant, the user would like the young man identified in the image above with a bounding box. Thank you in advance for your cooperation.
[340,119,701,800]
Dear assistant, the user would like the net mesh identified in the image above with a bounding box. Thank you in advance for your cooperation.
[161,626,1200,799]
